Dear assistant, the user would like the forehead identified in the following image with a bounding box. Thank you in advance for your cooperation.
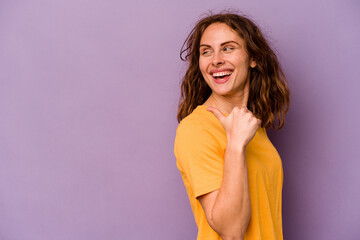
[200,22,242,45]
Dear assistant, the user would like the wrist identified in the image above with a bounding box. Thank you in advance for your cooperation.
[226,141,246,154]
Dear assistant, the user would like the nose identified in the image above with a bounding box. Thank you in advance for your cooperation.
[211,51,224,66]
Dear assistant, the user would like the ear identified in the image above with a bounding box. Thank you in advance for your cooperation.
[250,58,257,68]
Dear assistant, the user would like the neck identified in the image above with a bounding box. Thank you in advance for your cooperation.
[203,82,250,115]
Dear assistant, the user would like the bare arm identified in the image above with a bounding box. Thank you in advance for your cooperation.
[198,107,260,240]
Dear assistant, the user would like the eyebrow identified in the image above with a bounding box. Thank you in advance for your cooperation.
[199,41,240,48]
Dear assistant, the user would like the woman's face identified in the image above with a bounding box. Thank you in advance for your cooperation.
[199,23,256,98]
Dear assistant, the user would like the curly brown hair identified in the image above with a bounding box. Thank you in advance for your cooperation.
[177,12,290,129]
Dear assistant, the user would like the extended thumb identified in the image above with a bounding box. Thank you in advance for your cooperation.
[206,107,225,122]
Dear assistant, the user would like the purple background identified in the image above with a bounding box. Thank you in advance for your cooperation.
[1,0,359,239]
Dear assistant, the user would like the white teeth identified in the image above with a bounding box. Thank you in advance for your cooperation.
[212,71,232,77]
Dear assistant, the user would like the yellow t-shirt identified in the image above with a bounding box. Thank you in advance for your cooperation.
[174,105,284,240]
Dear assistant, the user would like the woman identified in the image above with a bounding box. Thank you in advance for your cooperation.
[174,12,289,240]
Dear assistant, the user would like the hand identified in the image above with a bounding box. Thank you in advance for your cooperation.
[207,106,261,147]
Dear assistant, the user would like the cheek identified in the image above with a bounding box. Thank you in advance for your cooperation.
[199,60,209,78]
[232,55,248,65]
[199,58,206,72]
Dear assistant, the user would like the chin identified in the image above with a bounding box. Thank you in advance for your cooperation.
[212,89,232,97]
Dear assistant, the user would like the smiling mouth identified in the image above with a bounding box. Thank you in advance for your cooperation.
[211,71,233,83]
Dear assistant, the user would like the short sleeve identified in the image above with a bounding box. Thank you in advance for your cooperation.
[174,119,224,198]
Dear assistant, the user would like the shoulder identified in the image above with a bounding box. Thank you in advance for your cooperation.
[174,105,225,156]
[176,105,219,139]
[174,106,224,170]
